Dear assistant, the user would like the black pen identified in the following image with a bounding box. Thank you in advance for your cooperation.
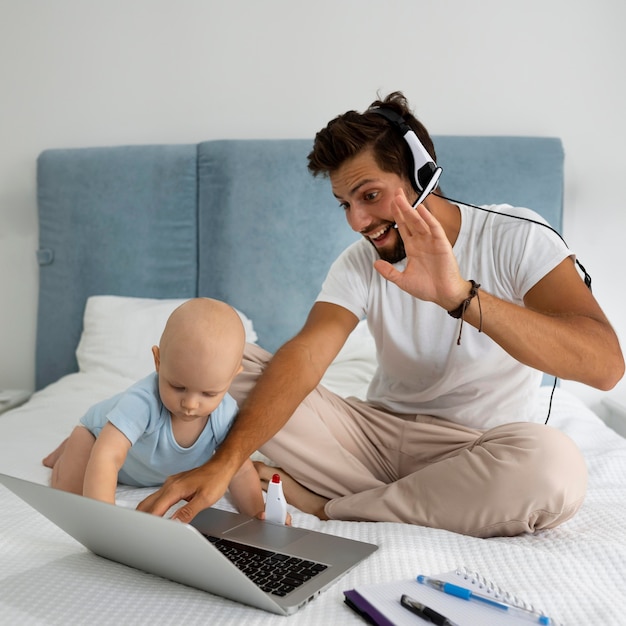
[400,594,460,626]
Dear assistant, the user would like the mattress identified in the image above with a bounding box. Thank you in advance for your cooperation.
[1,366,625,625]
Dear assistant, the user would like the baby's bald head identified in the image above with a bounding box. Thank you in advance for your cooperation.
[157,298,245,387]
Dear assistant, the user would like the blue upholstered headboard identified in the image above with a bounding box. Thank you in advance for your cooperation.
[35,136,564,389]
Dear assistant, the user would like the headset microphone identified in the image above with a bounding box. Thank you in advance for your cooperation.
[370,106,443,206]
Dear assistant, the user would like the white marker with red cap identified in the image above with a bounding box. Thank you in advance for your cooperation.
[264,473,287,525]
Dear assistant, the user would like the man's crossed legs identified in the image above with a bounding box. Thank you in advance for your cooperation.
[232,344,587,538]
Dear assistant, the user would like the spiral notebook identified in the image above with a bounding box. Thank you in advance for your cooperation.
[343,567,558,626]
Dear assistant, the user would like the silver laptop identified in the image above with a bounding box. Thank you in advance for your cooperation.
[0,472,377,615]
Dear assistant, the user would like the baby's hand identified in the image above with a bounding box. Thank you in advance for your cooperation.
[256,510,292,526]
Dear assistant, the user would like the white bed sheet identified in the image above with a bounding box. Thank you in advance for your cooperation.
[1,368,625,625]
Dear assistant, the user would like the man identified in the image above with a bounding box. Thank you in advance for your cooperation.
[138,92,624,537]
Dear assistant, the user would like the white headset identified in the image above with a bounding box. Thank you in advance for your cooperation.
[370,106,443,206]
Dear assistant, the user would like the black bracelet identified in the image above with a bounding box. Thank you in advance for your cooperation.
[447,280,482,345]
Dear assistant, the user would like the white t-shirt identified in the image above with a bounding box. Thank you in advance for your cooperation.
[316,204,572,429]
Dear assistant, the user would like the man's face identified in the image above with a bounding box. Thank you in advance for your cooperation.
[330,148,413,264]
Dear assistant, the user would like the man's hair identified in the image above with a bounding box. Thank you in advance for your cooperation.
[307,91,437,183]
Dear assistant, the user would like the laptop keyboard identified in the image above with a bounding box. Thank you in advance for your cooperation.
[205,535,328,597]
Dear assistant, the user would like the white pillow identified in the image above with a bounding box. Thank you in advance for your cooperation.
[76,295,258,380]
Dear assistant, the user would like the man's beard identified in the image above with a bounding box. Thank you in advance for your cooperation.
[367,226,407,264]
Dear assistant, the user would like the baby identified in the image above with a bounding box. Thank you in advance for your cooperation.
[43,298,267,519]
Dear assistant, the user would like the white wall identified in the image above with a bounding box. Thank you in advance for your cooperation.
[1,0,625,411]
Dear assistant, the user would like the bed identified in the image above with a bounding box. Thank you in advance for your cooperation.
[1,137,625,625]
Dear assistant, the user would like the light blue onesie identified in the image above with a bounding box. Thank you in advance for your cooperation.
[80,372,237,486]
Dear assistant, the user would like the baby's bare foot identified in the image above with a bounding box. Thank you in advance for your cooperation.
[42,438,68,467]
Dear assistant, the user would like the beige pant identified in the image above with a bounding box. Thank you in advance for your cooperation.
[231,344,588,537]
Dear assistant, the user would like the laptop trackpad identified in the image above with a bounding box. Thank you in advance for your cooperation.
[225,520,310,550]
[191,507,311,550]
